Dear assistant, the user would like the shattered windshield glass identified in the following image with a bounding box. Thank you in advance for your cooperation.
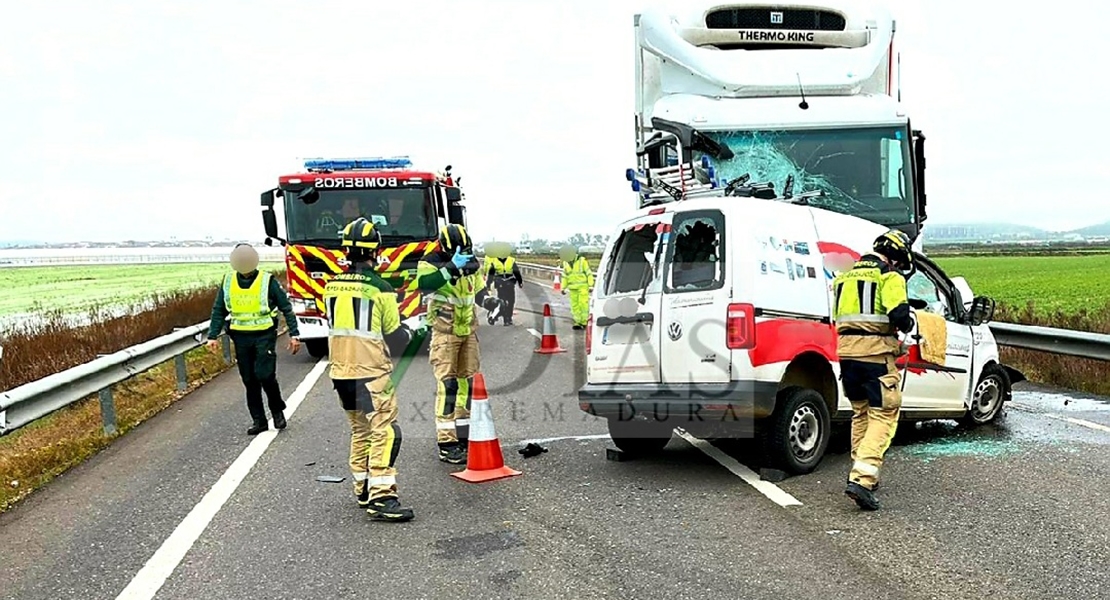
[695,127,915,227]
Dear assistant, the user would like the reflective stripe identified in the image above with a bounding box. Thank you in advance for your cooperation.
[328,328,384,340]
[352,471,368,481]
[468,400,497,442]
[436,421,456,430]
[837,313,891,324]
[455,418,470,427]
[223,272,276,331]
[368,475,396,486]
[852,461,880,476]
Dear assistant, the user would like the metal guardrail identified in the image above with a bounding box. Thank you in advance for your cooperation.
[515,262,1110,363]
[0,322,233,436]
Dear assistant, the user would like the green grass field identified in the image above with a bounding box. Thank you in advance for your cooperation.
[933,255,1110,314]
[0,262,283,317]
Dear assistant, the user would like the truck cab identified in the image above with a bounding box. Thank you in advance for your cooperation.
[259,157,467,357]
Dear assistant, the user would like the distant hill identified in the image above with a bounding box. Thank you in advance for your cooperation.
[1070,220,1110,237]
[0,240,43,248]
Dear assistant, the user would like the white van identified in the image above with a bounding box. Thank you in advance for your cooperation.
[577,196,1025,474]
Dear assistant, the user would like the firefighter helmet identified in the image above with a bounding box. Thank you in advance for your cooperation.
[873,229,913,271]
[437,224,472,254]
[341,217,382,249]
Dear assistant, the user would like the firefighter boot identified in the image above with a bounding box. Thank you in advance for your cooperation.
[367,496,415,522]
[845,481,881,511]
[438,443,466,465]
[356,481,370,509]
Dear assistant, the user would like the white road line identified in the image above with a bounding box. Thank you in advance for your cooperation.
[1043,413,1110,433]
[674,429,802,508]
[115,359,329,600]
[527,328,542,339]
[519,433,611,446]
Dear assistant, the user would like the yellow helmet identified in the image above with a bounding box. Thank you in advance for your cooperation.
[341,217,382,249]
[873,229,912,271]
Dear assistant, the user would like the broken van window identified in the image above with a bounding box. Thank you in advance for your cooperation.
[694,127,915,228]
[668,215,723,292]
[603,224,663,296]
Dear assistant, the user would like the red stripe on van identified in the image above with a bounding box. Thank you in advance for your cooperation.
[749,319,837,367]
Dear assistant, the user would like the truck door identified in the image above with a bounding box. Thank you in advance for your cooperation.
[900,263,972,412]
[587,213,672,385]
[659,209,731,385]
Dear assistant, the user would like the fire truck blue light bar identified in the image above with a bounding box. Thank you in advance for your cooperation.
[303,157,413,171]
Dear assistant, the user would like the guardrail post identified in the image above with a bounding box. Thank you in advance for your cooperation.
[175,354,188,392]
[222,335,233,364]
[99,387,118,436]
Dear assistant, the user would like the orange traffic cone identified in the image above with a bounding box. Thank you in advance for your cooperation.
[452,373,522,484]
[534,303,567,354]
[553,272,562,292]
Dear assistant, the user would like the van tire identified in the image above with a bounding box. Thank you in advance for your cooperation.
[759,386,831,475]
[959,363,1011,426]
[607,418,673,456]
[305,339,329,358]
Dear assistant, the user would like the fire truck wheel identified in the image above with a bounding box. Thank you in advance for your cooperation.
[305,339,329,359]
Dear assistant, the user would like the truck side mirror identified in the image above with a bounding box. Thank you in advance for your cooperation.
[445,188,462,203]
[912,129,927,222]
[260,188,284,243]
[968,296,995,326]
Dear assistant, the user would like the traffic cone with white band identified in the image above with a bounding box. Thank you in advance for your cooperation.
[534,303,567,354]
[553,272,562,292]
[451,373,522,484]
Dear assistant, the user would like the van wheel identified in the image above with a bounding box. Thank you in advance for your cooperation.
[607,418,673,457]
[305,339,329,359]
[959,363,1011,426]
[759,386,831,475]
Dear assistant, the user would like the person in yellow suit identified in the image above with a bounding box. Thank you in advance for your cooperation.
[323,217,415,522]
[831,229,915,511]
[559,245,594,330]
[416,224,484,464]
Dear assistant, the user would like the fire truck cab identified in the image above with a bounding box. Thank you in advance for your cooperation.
[260,156,467,358]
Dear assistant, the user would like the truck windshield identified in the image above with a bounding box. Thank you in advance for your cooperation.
[283,188,436,247]
[694,126,915,227]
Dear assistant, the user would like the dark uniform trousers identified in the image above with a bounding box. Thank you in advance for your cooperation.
[231,328,284,423]
[492,277,517,324]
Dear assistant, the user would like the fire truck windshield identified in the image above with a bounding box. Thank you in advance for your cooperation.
[283,188,436,247]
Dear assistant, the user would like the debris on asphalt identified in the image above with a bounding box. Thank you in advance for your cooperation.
[518,442,548,458]
[759,468,788,483]
[606,448,628,462]
[315,475,345,483]
[304,461,317,467]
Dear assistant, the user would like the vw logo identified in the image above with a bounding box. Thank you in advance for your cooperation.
[667,321,682,341]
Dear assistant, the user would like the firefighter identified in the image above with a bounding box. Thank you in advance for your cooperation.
[205,243,301,435]
[559,245,594,330]
[416,224,483,464]
[484,244,523,326]
[831,229,915,511]
[323,217,415,521]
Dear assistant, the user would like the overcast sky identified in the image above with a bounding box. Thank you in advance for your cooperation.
[2,0,1108,243]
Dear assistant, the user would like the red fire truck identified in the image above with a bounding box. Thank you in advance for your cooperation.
[260,156,468,358]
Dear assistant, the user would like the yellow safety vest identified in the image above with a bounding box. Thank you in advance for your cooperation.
[417,260,481,337]
[831,255,908,357]
[487,256,516,276]
[223,272,277,332]
[562,256,593,289]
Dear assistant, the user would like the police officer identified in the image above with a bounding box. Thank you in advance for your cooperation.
[206,243,301,435]
[324,218,415,522]
[416,224,483,464]
[831,230,915,511]
[559,245,594,330]
[484,245,523,326]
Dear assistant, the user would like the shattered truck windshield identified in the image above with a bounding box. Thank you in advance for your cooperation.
[695,127,915,227]
[283,188,436,247]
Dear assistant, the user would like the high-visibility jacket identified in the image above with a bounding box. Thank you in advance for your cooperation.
[417,259,482,337]
[831,253,912,358]
[323,269,401,380]
[561,256,594,290]
[223,271,277,332]
[486,256,515,277]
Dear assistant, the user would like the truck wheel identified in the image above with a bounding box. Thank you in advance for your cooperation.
[607,418,673,457]
[759,386,831,475]
[305,339,329,359]
[959,363,1011,426]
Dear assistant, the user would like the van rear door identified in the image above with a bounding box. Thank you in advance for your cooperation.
[586,212,673,385]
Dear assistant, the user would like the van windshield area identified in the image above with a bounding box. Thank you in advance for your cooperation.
[693,126,915,228]
[603,223,664,296]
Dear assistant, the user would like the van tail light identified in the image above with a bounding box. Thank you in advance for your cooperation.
[586,313,593,354]
[726,303,756,350]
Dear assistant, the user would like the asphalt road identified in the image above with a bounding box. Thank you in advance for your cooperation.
[1,282,1108,600]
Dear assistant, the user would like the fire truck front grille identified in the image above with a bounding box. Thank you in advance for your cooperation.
[301,255,342,278]
[706,7,846,31]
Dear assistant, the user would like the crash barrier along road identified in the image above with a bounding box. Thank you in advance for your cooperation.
[1,281,1109,599]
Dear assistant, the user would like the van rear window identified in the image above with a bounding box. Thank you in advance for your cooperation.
[602,224,664,295]
[665,211,726,293]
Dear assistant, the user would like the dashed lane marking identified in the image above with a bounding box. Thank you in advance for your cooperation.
[1043,413,1110,433]
[519,433,611,446]
[114,359,330,600]
[674,429,802,508]
[527,328,542,339]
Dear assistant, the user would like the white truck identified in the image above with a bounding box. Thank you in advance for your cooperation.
[630,0,927,250]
